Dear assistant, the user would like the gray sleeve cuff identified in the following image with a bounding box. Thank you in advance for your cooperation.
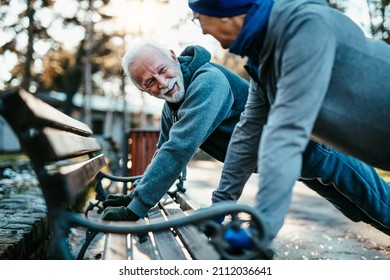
[127,197,151,218]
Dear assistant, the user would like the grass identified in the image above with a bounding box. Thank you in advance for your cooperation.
[0,152,29,162]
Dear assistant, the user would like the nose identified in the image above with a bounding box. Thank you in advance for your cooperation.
[156,75,168,88]
[200,26,208,35]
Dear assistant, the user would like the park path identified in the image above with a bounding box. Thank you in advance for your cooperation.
[184,160,390,260]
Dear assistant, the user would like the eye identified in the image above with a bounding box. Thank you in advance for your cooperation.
[158,66,166,74]
[144,79,154,91]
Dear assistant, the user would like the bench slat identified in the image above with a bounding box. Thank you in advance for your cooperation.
[103,233,128,260]
[44,127,101,159]
[103,226,158,260]
[129,233,158,260]
[45,154,107,204]
[174,191,201,211]
[30,127,101,162]
[147,206,188,260]
[59,154,106,197]
[160,195,220,260]
[1,88,93,136]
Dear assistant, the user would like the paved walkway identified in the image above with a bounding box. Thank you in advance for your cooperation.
[184,160,390,260]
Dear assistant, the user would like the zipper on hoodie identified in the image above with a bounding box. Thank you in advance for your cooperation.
[172,111,179,123]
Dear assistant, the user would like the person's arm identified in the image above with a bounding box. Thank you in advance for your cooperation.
[138,104,172,175]
[256,14,337,243]
[213,79,269,203]
[156,104,173,149]
[129,66,235,218]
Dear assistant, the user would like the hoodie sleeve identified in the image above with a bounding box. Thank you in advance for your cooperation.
[157,103,174,149]
[256,13,337,244]
[213,79,269,203]
[128,64,235,217]
[142,104,172,169]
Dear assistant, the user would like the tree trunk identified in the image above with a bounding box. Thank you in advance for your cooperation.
[21,0,35,90]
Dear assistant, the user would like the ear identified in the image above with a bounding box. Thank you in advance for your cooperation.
[170,50,179,62]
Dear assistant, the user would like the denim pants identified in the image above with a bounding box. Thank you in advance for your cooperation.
[301,140,390,235]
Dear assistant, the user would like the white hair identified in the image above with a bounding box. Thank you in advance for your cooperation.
[121,39,172,87]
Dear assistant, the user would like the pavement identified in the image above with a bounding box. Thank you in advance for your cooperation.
[184,160,390,260]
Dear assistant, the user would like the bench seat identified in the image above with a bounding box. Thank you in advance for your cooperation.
[103,192,220,260]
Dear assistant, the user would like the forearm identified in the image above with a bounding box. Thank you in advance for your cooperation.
[129,142,196,217]
[213,80,268,204]
[213,118,260,203]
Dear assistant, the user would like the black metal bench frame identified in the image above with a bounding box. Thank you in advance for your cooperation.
[0,87,271,260]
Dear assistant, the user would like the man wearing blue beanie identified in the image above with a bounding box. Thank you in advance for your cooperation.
[188,0,390,252]
[189,0,254,17]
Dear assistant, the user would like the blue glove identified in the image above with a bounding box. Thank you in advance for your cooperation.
[223,227,253,250]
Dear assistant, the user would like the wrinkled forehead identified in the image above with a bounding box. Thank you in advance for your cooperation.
[129,46,171,75]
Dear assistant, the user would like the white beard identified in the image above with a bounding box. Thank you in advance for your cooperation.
[157,73,185,103]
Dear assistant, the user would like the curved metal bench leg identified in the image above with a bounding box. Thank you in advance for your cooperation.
[76,229,101,260]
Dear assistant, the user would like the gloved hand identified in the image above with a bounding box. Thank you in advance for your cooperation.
[101,206,140,221]
[102,194,131,208]
[223,227,253,251]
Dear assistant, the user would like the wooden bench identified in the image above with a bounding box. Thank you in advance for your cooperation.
[103,192,221,260]
[0,87,271,260]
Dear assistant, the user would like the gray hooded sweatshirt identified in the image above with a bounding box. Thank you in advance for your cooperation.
[217,0,390,245]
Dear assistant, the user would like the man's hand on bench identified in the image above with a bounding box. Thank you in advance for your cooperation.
[101,206,140,221]
[102,194,132,208]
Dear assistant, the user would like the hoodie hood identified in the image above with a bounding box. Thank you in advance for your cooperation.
[178,45,212,90]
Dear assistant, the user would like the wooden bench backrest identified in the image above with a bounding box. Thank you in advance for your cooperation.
[0,87,106,206]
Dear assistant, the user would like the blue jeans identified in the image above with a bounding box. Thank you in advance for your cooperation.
[301,141,390,235]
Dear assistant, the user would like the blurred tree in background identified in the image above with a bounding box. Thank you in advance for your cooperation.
[330,0,389,42]
[0,0,58,90]
[367,0,390,43]
[0,0,119,116]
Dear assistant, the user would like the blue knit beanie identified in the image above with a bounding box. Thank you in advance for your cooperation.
[188,0,256,17]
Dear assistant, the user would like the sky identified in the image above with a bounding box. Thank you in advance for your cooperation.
[48,0,371,52]
[48,0,220,54]
[344,0,371,36]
